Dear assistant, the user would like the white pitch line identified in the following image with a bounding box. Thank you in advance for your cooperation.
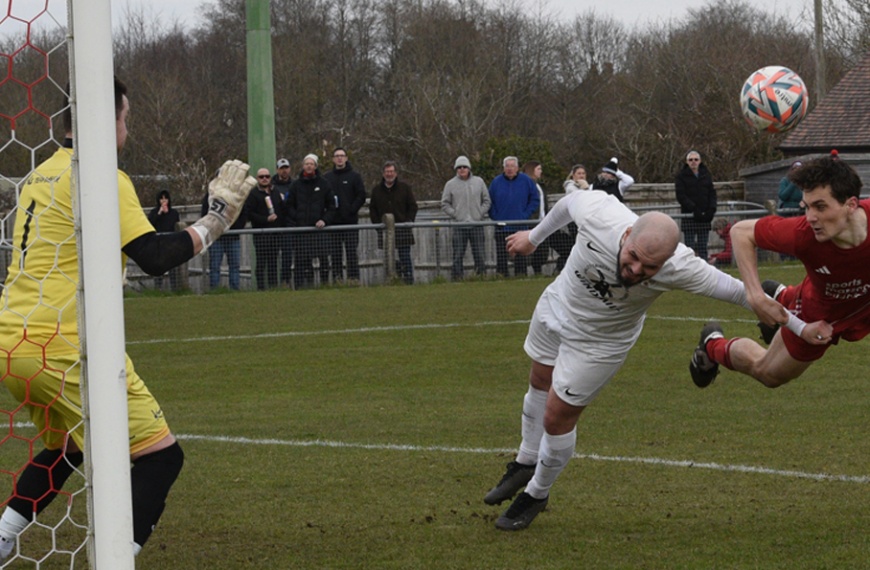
[127,316,756,345]
[9,421,863,483]
[176,433,870,484]
[126,320,531,345]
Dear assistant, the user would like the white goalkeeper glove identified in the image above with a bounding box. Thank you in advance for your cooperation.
[192,159,256,251]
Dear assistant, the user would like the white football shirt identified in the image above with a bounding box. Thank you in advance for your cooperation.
[530,191,741,345]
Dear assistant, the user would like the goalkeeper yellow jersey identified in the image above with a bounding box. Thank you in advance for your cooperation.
[0,146,154,357]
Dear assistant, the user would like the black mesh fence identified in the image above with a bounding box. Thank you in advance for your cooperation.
[119,200,785,293]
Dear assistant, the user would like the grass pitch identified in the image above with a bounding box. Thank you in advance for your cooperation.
[4,263,870,568]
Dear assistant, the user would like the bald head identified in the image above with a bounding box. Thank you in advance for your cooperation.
[631,212,680,258]
[617,212,680,286]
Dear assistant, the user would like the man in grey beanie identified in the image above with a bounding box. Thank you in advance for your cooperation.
[441,155,491,279]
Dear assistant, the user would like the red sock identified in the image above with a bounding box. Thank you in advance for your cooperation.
[778,285,796,307]
[707,337,740,370]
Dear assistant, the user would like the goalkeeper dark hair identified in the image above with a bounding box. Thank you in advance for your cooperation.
[788,152,863,204]
[62,76,128,133]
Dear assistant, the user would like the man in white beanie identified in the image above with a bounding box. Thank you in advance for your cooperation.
[282,154,337,288]
[441,156,491,279]
[591,157,634,203]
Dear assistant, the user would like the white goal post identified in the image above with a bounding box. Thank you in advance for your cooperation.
[68,0,136,567]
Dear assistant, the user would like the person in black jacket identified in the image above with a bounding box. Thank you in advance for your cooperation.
[147,190,181,290]
[245,168,283,290]
[323,147,367,283]
[675,150,717,260]
[272,158,294,286]
[370,161,418,284]
[282,154,336,289]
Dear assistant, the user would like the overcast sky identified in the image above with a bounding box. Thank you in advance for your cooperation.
[106,0,812,30]
[5,0,813,38]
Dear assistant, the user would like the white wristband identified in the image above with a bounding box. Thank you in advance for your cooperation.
[190,223,212,252]
[784,312,807,337]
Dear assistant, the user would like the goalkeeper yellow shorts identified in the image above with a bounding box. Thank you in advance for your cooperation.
[3,353,170,455]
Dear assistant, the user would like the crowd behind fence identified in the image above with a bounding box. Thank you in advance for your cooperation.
[123,198,788,293]
[0,188,802,293]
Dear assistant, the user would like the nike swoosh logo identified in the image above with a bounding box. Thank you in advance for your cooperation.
[586,242,603,254]
[564,388,582,397]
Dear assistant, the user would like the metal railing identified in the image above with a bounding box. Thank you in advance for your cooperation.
[0,198,802,293]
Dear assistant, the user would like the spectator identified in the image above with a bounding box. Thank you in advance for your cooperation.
[283,154,336,289]
[323,147,367,284]
[200,190,246,290]
[441,155,490,279]
[370,161,418,284]
[675,150,717,260]
[245,167,282,290]
[272,157,294,287]
[523,161,561,275]
[778,160,804,217]
[488,156,539,277]
[562,164,589,193]
[590,157,634,203]
[556,164,588,269]
[147,190,181,290]
[707,217,733,267]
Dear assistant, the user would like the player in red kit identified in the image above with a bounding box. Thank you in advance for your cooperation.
[690,151,865,388]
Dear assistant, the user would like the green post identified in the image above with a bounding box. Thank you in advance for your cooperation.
[246,0,276,290]
[246,0,276,174]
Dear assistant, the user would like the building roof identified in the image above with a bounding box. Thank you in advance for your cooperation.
[779,52,870,155]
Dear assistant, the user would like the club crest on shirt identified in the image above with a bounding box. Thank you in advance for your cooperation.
[575,263,627,308]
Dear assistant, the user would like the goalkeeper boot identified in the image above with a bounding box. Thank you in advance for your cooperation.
[484,461,535,505]
[495,492,548,531]
[690,322,724,388]
[757,280,786,345]
[0,536,14,561]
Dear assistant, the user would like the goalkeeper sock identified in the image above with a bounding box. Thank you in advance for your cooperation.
[516,386,548,466]
[131,442,184,548]
[0,508,28,552]
[6,448,84,517]
[525,429,577,500]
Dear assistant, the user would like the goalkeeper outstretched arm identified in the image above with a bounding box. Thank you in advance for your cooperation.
[189,159,256,252]
[123,160,255,276]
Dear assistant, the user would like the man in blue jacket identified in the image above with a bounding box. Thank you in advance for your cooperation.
[489,156,540,277]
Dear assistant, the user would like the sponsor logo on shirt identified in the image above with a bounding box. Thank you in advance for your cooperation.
[575,264,627,310]
[824,279,870,300]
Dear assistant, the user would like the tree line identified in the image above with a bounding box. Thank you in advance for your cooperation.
[1,0,867,205]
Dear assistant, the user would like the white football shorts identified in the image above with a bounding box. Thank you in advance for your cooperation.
[523,293,630,407]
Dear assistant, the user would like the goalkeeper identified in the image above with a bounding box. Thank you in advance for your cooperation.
[0,77,254,559]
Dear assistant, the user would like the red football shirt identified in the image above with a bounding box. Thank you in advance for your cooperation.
[755,200,870,345]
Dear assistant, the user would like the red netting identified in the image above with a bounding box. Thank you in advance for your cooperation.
[0,2,88,565]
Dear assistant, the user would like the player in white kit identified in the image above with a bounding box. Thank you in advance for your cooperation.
[485,190,749,530]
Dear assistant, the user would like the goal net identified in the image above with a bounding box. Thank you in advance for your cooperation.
[0,1,134,567]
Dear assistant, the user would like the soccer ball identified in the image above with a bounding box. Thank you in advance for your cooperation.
[740,66,809,133]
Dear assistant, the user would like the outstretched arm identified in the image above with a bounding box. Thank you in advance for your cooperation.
[507,192,580,257]
[731,219,785,326]
[528,191,577,245]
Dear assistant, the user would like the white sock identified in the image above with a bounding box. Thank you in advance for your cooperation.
[133,542,142,556]
[516,386,548,466]
[0,508,28,540]
[525,429,577,500]
[0,508,29,559]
